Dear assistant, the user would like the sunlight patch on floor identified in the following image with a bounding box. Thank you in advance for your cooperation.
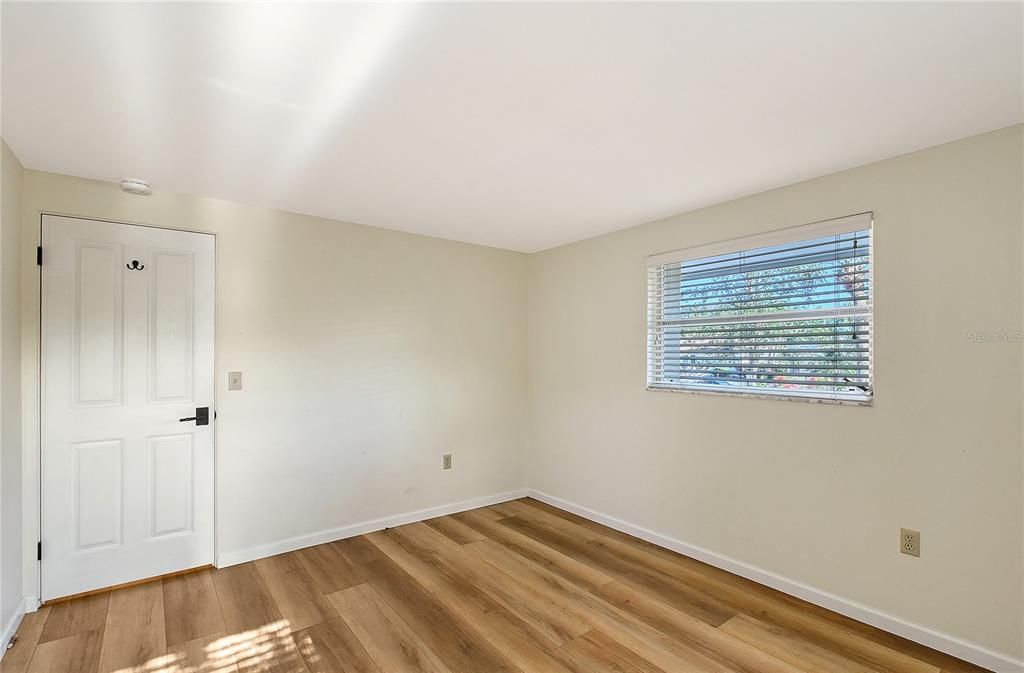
[110,620,301,673]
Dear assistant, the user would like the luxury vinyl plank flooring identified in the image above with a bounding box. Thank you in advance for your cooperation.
[0,607,48,673]
[295,544,363,596]
[563,629,667,673]
[256,553,339,632]
[329,584,452,673]
[353,556,518,673]
[167,631,242,673]
[96,582,166,673]
[212,562,285,634]
[423,516,487,545]
[453,509,615,590]
[36,592,109,645]
[293,619,379,673]
[23,630,103,673]
[4,498,992,673]
[163,569,227,648]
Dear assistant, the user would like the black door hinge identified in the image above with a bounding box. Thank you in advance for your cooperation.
[36,542,41,560]
[36,246,42,266]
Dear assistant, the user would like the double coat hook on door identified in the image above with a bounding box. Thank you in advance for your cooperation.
[127,259,145,270]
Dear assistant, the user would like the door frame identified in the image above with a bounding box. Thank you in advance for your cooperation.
[36,212,219,602]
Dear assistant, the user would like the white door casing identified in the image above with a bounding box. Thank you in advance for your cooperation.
[41,215,215,600]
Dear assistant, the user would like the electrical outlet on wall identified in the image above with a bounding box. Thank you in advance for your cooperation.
[900,528,921,557]
[442,454,453,470]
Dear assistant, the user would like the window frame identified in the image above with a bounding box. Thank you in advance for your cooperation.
[646,212,874,406]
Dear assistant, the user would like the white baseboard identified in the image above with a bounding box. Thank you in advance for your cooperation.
[0,597,27,662]
[216,488,529,568]
[527,489,1023,673]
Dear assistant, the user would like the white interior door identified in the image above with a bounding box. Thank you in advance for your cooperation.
[41,215,215,600]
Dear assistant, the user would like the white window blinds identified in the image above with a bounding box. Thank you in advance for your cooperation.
[647,213,873,403]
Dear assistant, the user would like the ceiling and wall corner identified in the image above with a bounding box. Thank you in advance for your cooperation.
[1,2,1021,253]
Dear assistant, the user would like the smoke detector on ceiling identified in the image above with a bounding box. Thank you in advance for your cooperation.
[119,178,151,196]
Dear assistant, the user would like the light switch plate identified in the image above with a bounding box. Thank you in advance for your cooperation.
[228,371,243,391]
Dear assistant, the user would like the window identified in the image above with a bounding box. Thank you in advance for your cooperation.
[647,213,873,403]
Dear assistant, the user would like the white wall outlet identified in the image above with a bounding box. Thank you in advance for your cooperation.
[900,528,921,557]
[442,454,453,470]
[228,371,243,391]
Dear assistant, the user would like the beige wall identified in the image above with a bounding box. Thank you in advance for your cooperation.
[9,125,1022,662]
[1,141,24,634]
[527,125,1024,658]
[19,171,528,599]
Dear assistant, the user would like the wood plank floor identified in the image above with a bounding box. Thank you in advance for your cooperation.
[0,498,991,673]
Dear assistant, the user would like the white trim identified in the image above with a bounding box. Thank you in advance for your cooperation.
[38,214,219,601]
[215,489,529,568]
[527,489,1024,673]
[647,384,873,406]
[646,211,872,266]
[0,597,27,661]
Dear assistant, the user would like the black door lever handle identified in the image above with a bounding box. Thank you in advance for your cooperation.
[179,407,210,425]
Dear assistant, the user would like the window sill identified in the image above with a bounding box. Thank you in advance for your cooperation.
[646,385,873,407]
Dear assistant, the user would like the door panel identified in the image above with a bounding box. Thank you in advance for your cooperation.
[73,241,124,406]
[72,439,122,550]
[149,433,194,538]
[149,250,195,403]
[42,215,215,600]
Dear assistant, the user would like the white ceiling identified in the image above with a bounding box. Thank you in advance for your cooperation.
[2,2,1021,252]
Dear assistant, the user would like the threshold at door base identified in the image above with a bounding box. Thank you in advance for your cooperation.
[44,564,213,605]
